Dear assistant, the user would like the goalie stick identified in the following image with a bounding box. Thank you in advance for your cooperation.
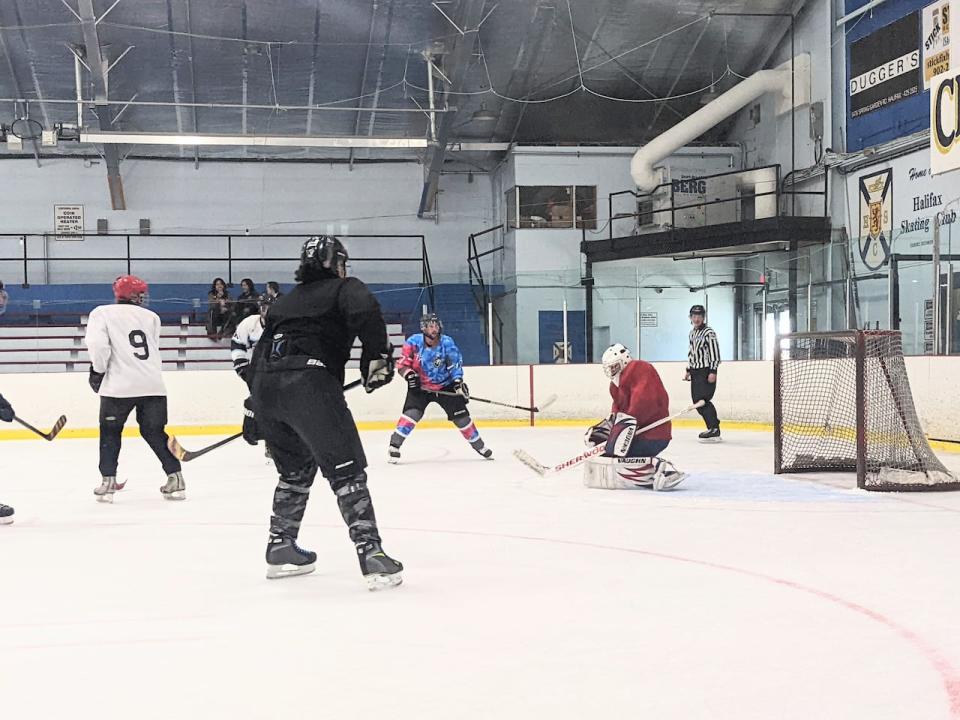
[434,390,558,413]
[513,400,705,476]
[167,378,364,462]
[13,414,68,441]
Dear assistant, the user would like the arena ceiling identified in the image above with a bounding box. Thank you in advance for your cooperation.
[0,0,799,207]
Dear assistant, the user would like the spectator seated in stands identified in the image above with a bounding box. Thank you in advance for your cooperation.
[206,277,232,341]
[265,281,283,300]
[0,281,7,320]
[226,278,259,335]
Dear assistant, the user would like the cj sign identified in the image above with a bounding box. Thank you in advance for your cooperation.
[931,70,960,175]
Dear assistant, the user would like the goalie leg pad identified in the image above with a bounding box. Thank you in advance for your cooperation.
[583,456,657,490]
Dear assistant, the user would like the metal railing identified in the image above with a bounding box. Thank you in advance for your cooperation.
[0,232,435,310]
[605,164,829,241]
[467,224,504,364]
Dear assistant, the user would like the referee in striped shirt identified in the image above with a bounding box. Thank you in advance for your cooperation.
[684,304,721,441]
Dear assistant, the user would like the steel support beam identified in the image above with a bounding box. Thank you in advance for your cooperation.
[78,0,126,209]
[417,0,487,218]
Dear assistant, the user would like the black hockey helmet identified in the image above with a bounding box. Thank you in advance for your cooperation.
[295,235,348,282]
[689,304,706,316]
[257,293,274,310]
[420,312,443,335]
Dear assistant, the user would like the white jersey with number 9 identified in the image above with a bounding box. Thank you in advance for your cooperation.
[84,303,167,398]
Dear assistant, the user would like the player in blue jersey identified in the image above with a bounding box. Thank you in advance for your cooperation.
[388,313,493,463]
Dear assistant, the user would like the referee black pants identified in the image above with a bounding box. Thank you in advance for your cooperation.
[689,368,720,430]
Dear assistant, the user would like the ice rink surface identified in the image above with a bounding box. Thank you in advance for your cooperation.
[3,426,960,720]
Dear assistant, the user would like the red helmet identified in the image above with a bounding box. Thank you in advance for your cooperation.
[113,275,149,302]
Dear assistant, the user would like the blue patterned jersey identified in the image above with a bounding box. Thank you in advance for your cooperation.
[396,333,463,390]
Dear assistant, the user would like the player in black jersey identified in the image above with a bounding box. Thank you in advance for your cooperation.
[0,393,15,524]
[244,235,402,590]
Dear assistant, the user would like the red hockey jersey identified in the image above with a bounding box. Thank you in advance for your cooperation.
[609,359,671,441]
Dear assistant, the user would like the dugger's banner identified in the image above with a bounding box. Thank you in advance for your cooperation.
[931,69,960,175]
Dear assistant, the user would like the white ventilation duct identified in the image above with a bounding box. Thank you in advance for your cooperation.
[630,55,809,191]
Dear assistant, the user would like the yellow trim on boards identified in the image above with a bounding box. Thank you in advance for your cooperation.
[1,417,958,453]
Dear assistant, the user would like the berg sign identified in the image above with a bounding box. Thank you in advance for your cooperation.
[931,69,960,174]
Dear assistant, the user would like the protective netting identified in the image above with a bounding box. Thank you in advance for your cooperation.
[775,331,958,491]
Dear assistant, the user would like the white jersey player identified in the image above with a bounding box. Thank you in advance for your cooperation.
[84,275,185,503]
[230,294,271,380]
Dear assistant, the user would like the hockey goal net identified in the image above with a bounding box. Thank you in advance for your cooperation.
[774,330,958,491]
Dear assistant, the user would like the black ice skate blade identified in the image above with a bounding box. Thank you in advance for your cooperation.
[266,562,316,580]
[365,572,403,591]
[697,437,722,444]
[0,516,13,525]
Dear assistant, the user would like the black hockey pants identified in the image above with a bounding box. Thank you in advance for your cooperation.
[98,396,181,477]
[252,358,380,544]
[689,368,720,430]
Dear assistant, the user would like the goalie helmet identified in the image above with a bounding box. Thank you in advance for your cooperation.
[601,343,632,379]
[295,235,348,282]
[113,275,148,304]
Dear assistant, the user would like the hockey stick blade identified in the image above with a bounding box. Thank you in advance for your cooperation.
[167,379,365,462]
[534,394,559,412]
[169,432,243,462]
[513,400,706,477]
[14,414,68,441]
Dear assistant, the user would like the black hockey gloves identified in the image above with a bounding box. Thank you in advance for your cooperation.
[88,368,105,393]
[234,359,249,382]
[242,397,261,445]
[453,379,470,402]
[405,372,421,391]
[362,346,395,393]
[0,393,13,422]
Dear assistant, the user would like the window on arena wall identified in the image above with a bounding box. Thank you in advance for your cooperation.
[575,186,597,230]
[506,188,519,230]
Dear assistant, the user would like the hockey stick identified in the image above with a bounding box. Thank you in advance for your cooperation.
[434,390,559,413]
[13,414,68,441]
[167,378,364,462]
[513,400,706,477]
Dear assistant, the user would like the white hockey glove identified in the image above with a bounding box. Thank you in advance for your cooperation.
[584,417,613,447]
[362,346,395,393]
[607,412,638,457]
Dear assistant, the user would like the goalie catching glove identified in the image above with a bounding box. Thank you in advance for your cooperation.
[362,345,395,393]
[584,417,613,447]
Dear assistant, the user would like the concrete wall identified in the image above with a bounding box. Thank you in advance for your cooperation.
[0,158,492,286]
[3,357,958,442]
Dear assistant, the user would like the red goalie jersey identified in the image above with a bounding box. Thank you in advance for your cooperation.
[609,359,671,441]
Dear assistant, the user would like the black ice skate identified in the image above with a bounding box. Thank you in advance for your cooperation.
[0,503,14,525]
[475,446,493,460]
[387,444,401,464]
[94,476,123,503]
[357,541,403,591]
[265,534,317,579]
[160,471,186,501]
[698,427,721,443]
